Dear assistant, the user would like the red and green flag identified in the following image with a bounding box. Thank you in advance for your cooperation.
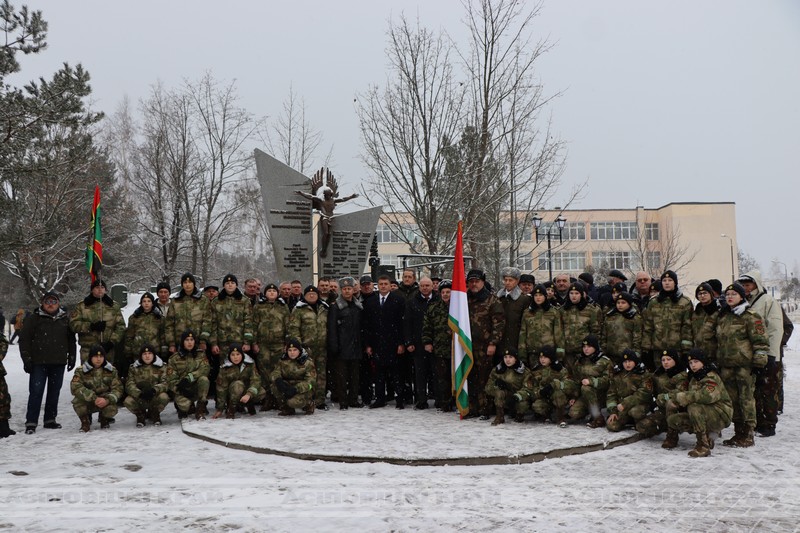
[448,220,473,418]
[85,186,102,283]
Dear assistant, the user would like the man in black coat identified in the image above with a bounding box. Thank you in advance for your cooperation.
[326,277,364,409]
[364,275,407,409]
[404,276,437,409]
[19,291,77,434]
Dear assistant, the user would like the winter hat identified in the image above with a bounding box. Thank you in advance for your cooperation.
[503,347,519,359]
[532,284,547,297]
[466,269,485,282]
[227,343,244,361]
[649,280,662,293]
[359,274,374,284]
[139,343,156,360]
[568,281,586,293]
[180,329,196,345]
[706,279,723,295]
[339,276,356,288]
[156,281,171,293]
[90,279,107,290]
[501,266,521,279]
[222,273,238,285]
[140,292,155,304]
[621,349,641,364]
[543,280,554,289]
[88,344,107,360]
[519,274,536,285]
[660,348,680,364]
[725,282,747,301]
[181,272,196,285]
[608,269,628,282]
[263,283,279,293]
[611,282,627,295]
[41,290,60,304]
[202,285,219,293]
[578,272,594,286]
[431,276,442,283]
[695,282,714,298]
[437,279,452,291]
[304,285,320,296]
[736,273,757,285]
[661,270,678,284]
[687,348,709,365]
[286,337,303,352]
[616,292,634,305]
[582,334,600,352]
[538,345,556,361]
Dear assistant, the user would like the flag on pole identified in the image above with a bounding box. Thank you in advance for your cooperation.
[448,220,473,418]
[85,186,103,284]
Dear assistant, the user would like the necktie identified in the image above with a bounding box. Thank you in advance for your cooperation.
[381,296,386,307]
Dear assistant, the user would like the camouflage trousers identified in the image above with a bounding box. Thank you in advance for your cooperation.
[174,377,210,413]
[568,384,608,420]
[72,398,119,418]
[270,385,314,410]
[606,405,649,432]
[0,376,10,420]
[488,389,529,415]
[755,361,782,429]
[433,357,453,408]
[218,381,266,411]
[531,390,570,418]
[667,403,732,435]
[636,405,681,437]
[721,366,756,430]
[257,348,283,408]
[467,351,493,415]
[123,392,170,415]
[307,344,327,403]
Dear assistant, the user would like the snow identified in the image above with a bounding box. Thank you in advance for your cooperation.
[2,315,799,531]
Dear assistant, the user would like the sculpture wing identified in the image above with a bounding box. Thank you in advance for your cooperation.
[326,169,339,198]
[310,168,324,196]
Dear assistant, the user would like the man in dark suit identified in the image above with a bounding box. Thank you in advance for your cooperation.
[364,274,407,409]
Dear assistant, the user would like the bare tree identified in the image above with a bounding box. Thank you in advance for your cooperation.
[262,85,326,175]
[738,249,760,274]
[626,218,698,280]
[357,14,467,256]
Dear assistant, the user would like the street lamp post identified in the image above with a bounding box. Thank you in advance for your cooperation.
[720,233,735,282]
[533,214,567,282]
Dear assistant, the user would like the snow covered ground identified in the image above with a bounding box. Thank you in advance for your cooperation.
[2,312,799,531]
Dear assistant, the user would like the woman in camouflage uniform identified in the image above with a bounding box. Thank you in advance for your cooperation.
[124,344,170,427]
[600,292,642,365]
[691,282,720,364]
[70,345,123,432]
[422,280,454,411]
[252,283,289,411]
[288,286,329,409]
[214,343,265,419]
[166,330,211,420]
[515,345,576,427]
[636,348,688,439]
[665,348,732,457]
[605,349,653,432]
[716,283,770,448]
[484,348,531,425]
[568,335,612,428]
[641,270,693,371]
[559,282,602,372]
[270,338,317,416]
[125,292,167,369]
[518,284,564,368]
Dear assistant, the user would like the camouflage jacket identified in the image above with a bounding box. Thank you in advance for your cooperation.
[652,364,689,409]
[125,306,167,359]
[69,294,126,349]
[692,302,719,362]
[70,361,123,404]
[165,289,213,347]
[607,365,653,413]
[211,289,254,348]
[270,352,317,394]
[674,369,733,420]
[517,362,576,402]
[467,288,505,353]
[252,300,290,354]
[560,299,602,354]
[484,362,531,396]
[166,348,210,391]
[496,287,532,354]
[216,355,263,409]
[715,303,770,368]
[518,303,564,365]
[573,352,612,391]
[125,356,168,398]
[421,299,452,359]
[600,307,643,360]
[288,300,329,353]
[641,291,693,353]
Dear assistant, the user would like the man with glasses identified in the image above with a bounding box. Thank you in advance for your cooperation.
[632,271,653,312]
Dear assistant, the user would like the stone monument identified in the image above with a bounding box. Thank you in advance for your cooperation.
[254,149,382,282]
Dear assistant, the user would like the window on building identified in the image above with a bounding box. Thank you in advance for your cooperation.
[563,222,586,240]
[379,254,399,267]
[376,223,420,244]
[646,251,661,272]
[592,251,632,270]
[538,251,586,271]
[645,223,659,241]
[517,251,534,271]
[590,222,638,240]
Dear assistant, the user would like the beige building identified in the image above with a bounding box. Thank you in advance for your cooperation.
[376,202,738,291]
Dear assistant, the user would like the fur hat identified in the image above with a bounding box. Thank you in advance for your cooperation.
[437,279,452,291]
[339,276,356,288]
[500,266,521,280]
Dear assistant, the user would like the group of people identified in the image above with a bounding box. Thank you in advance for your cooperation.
[0,265,792,459]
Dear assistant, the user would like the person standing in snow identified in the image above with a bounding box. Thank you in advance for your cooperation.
[70,279,126,364]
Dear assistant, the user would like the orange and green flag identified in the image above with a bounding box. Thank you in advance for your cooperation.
[85,186,102,283]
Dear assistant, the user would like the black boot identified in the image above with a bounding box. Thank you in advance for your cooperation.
[0,419,15,438]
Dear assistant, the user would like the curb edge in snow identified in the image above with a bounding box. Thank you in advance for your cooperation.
[180,423,645,466]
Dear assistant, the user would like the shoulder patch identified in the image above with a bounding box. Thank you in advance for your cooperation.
[69,310,79,319]
[754,319,766,336]
[705,380,717,393]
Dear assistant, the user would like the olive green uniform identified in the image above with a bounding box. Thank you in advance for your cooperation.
[210,289,254,353]
[518,303,563,367]
[70,295,126,364]
[124,307,167,365]
[484,362,531,415]
[288,300,329,403]
[635,362,689,437]
[600,307,642,365]
[568,351,612,421]
[165,289,213,350]
[691,303,719,363]
[605,365,654,432]
[166,348,211,414]
[270,352,317,411]
[252,299,289,406]
[123,356,170,416]
[517,362,576,419]
[467,288,505,415]
[215,355,265,412]
[642,292,693,369]
[422,299,454,408]
[559,299,602,370]
[667,368,733,435]
[70,361,123,419]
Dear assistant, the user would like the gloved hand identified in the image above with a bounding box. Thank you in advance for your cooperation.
[539,384,554,399]
[177,378,193,396]
[101,342,115,354]
[90,321,106,332]
[284,384,298,399]
[23,360,31,374]
[494,379,510,391]
[67,357,76,371]
[275,378,290,396]
[766,355,777,369]
[138,382,155,401]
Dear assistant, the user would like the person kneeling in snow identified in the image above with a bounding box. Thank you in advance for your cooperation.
[605,349,654,432]
[167,330,211,420]
[664,348,732,458]
[270,338,316,416]
[568,335,612,428]
[70,345,123,432]
[214,343,265,419]
[516,345,576,427]
[124,344,170,427]
[484,348,531,425]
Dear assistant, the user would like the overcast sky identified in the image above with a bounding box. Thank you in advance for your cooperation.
[14,0,800,278]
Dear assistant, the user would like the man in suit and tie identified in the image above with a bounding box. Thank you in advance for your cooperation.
[364,275,407,409]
